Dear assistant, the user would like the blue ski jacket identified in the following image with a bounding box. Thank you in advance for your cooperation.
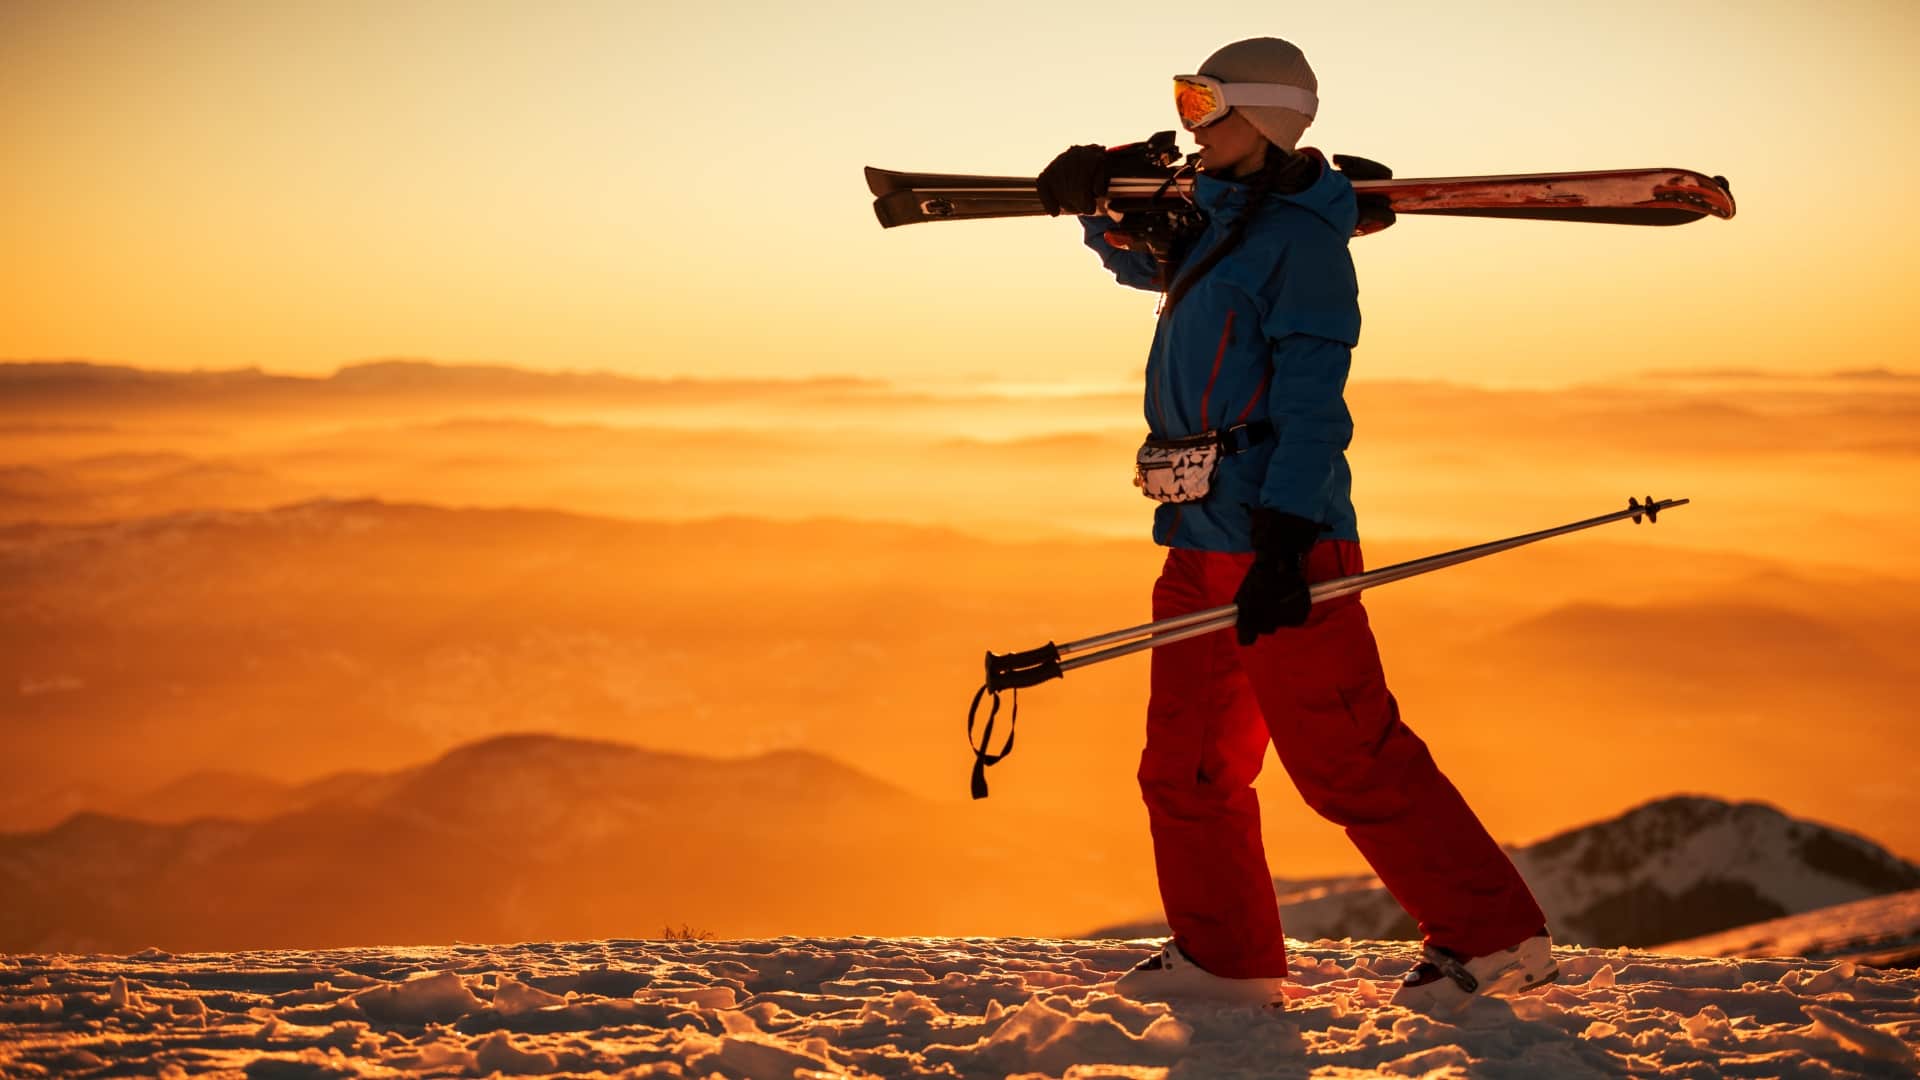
[1081,159,1362,551]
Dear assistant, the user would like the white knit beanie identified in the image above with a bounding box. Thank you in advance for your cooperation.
[1197,37,1318,150]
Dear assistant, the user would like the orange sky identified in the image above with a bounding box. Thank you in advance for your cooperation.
[3,0,1917,387]
[5,2,1920,946]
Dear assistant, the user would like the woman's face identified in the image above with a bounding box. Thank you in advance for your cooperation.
[1192,109,1267,178]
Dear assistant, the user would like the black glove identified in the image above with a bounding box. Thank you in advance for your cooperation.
[1355,194,1397,233]
[1234,508,1324,645]
[1037,144,1111,217]
[1332,153,1397,234]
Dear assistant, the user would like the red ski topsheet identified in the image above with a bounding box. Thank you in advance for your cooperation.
[868,165,1735,234]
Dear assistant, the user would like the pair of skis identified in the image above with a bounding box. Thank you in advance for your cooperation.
[866,133,1735,236]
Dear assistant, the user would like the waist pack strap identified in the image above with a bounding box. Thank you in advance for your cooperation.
[1217,420,1274,454]
[1144,420,1274,455]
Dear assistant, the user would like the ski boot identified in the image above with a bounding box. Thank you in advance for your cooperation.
[1392,928,1559,1014]
[1114,940,1285,1008]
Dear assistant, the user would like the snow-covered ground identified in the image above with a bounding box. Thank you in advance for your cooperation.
[1662,889,1920,970]
[3,937,1918,1078]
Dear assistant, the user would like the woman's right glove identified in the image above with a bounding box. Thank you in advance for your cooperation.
[1037,144,1112,217]
[1234,508,1324,645]
[1332,153,1398,234]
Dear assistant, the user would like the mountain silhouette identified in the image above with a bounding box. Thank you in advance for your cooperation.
[0,732,1123,953]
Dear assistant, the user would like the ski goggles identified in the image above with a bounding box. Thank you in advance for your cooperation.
[1172,74,1319,131]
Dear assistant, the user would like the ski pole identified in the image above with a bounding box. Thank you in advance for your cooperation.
[966,496,1687,798]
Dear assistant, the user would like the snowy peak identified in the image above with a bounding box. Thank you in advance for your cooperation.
[1519,795,1920,945]
[1530,794,1764,874]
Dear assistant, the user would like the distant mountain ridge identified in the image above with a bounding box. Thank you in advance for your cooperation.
[1479,602,1917,690]
[1090,795,1920,952]
[0,359,876,405]
[73,735,917,835]
[0,496,1107,839]
[0,732,1122,953]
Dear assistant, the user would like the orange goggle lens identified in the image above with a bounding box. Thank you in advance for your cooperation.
[1173,78,1226,130]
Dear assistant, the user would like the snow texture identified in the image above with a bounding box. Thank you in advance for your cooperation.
[4,937,1919,1078]
[1662,889,1920,969]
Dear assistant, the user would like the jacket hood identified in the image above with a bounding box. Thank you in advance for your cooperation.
[1190,152,1357,237]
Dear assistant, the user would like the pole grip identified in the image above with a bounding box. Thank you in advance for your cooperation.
[984,643,1064,692]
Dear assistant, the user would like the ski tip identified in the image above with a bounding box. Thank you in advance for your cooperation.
[1648,169,1736,222]
[863,166,898,198]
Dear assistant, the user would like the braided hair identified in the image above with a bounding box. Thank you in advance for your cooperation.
[1160,144,1317,317]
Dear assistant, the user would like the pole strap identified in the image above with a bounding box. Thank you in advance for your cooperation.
[966,685,1017,800]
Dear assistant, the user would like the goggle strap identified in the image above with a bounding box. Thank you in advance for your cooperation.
[1218,82,1319,118]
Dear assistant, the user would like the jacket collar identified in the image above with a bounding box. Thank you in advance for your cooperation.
[1190,171,1254,221]
[1188,147,1352,234]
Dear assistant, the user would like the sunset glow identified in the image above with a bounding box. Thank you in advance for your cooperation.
[4,1,1918,386]
[3,1,1918,951]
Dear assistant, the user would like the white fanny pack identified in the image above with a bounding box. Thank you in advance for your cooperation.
[1133,421,1273,504]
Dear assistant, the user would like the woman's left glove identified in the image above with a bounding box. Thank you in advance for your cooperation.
[1234,508,1324,645]
[1037,144,1112,216]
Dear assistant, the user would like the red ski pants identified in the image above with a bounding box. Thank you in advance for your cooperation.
[1139,542,1544,979]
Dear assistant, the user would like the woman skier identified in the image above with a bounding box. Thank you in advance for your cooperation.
[1036,36,1555,1012]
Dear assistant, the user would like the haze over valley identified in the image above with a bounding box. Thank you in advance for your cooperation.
[5,360,1917,942]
